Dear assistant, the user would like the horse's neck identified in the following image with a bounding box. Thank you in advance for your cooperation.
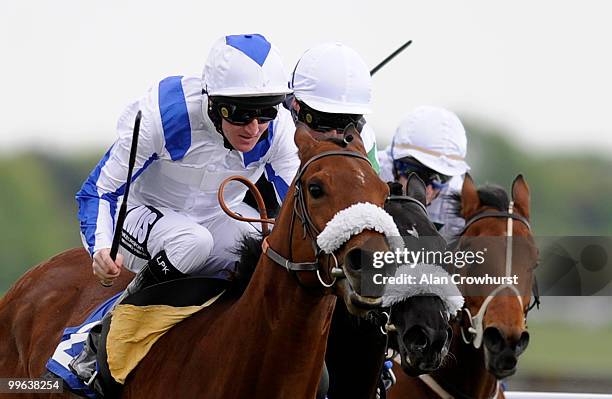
[227,229,335,395]
[430,328,498,399]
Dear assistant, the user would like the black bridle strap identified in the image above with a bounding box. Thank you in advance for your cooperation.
[294,150,371,240]
[262,237,318,272]
[459,211,531,236]
[386,195,428,215]
[293,150,370,182]
[263,149,370,279]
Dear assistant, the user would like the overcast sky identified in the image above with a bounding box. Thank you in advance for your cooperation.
[1,0,611,155]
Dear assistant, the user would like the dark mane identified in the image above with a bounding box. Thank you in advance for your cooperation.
[229,233,264,294]
[450,184,509,218]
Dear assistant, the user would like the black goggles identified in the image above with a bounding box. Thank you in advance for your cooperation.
[214,102,278,125]
[297,101,363,133]
[393,159,451,190]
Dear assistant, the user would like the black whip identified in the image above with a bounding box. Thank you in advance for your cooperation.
[370,40,413,76]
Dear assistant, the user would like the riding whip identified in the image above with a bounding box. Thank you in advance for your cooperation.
[370,40,412,76]
[102,110,142,286]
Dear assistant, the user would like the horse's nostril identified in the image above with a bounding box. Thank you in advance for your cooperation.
[483,327,505,353]
[405,326,428,349]
[344,248,363,272]
[516,330,530,354]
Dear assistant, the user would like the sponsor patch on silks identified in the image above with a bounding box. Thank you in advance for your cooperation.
[46,292,122,398]
[121,206,162,259]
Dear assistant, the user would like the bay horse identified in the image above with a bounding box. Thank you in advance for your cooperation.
[388,174,539,399]
[325,176,461,399]
[0,126,396,399]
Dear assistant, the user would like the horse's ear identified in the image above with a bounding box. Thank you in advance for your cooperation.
[511,174,530,219]
[461,173,480,219]
[406,173,427,206]
[294,124,317,160]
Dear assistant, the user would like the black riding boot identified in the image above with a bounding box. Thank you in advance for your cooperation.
[69,250,185,386]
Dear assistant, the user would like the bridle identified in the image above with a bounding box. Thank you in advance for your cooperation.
[219,150,369,287]
[415,201,539,399]
[375,194,429,335]
[457,201,540,349]
[265,149,372,288]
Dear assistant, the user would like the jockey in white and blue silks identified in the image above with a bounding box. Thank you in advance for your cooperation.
[378,106,471,241]
[77,34,298,282]
[289,42,380,173]
[70,33,298,386]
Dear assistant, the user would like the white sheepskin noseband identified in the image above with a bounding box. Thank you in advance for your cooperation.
[316,202,403,254]
[382,264,464,315]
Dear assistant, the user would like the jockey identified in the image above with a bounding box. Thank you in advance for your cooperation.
[378,106,471,240]
[289,42,380,172]
[243,41,379,217]
[70,33,298,384]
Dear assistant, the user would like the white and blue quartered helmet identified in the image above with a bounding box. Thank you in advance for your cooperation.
[203,33,292,99]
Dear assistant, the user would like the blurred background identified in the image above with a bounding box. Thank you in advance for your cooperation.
[1,0,610,393]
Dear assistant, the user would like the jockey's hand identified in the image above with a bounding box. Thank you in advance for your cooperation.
[92,248,123,283]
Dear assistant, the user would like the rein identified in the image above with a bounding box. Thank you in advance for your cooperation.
[217,175,275,236]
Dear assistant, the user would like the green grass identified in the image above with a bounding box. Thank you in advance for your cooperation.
[516,321,612,378]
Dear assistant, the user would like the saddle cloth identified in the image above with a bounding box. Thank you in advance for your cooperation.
[46,292,122,398]
[46,277,228,396]
[107,290,224,383]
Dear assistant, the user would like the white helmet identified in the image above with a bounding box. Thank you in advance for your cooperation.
[291,42,372,114]
[203,34,292,97]
[391,106,470,176]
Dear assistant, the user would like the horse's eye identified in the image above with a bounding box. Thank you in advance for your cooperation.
[308,183,324,199]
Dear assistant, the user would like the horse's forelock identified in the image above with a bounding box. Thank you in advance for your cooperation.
[451,184,509,218]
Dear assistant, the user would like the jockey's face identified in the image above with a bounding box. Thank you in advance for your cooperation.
[222,118,270,152]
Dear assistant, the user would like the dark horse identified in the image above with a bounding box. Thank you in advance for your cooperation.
[325,175,460,399]
[0,126,397,398]
[389,174,539,399]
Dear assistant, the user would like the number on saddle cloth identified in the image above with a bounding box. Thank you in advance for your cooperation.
[46,292,122,398]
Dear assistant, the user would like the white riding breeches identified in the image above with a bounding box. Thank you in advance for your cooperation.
[118,203,261,278]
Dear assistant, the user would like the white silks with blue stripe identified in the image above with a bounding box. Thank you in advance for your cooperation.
[76,73,299,258]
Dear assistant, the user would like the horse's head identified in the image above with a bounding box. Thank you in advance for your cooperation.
[276,125,393,317]
[454,174,537,379]
[383,176,462,375]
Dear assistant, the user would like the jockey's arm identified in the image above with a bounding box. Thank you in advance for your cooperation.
[264,108,300,204]
[75,91,163,261]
